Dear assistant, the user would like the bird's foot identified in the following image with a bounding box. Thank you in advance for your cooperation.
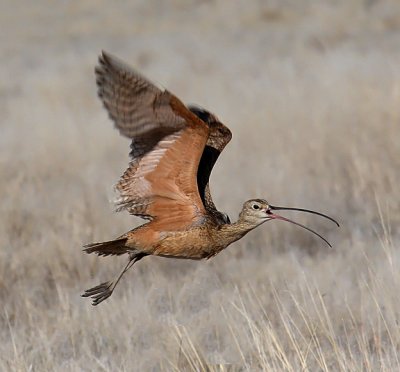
[81,281,114,306]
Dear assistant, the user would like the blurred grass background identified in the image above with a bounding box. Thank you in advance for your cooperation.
[1,0,400,370]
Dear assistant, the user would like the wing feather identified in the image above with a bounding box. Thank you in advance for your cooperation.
[96,52,185,137]
[189,106,232,215]
[96,52,210,230]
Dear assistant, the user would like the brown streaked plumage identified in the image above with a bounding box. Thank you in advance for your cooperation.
[82,51,339,305]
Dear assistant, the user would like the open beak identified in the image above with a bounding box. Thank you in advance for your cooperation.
[266,205,339,248]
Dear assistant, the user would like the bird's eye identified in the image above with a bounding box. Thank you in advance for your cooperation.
[252,204,260,210]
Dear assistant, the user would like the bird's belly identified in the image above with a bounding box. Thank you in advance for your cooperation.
[152,231,218,260]
[127,223,224,259]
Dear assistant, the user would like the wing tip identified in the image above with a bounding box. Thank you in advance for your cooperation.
[99,50,111,66]
[98,50,135,76]
[96,50,121,77]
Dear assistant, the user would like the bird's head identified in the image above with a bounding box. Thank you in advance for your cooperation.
[240,199,271,224]
[239,198,339,247]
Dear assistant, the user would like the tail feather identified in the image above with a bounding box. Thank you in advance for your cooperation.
[83,238,128,257]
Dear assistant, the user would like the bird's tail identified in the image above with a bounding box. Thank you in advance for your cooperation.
[83,237,128,257]
[82,240,147,305]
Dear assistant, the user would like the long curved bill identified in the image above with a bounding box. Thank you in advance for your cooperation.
[267,212,333,248]
[267,204,339,247]
[270,205,339,227]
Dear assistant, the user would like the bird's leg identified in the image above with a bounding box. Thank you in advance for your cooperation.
[82,252,146,306]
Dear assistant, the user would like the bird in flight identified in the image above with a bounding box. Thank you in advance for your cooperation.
[82,51,339,305]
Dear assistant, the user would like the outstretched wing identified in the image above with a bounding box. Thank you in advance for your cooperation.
[189,106,232,213]
[96,51,210,230]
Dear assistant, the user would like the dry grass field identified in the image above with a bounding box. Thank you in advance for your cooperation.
[1,0,400,370]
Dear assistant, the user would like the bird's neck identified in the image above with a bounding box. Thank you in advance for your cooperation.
[218,219,260,246]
